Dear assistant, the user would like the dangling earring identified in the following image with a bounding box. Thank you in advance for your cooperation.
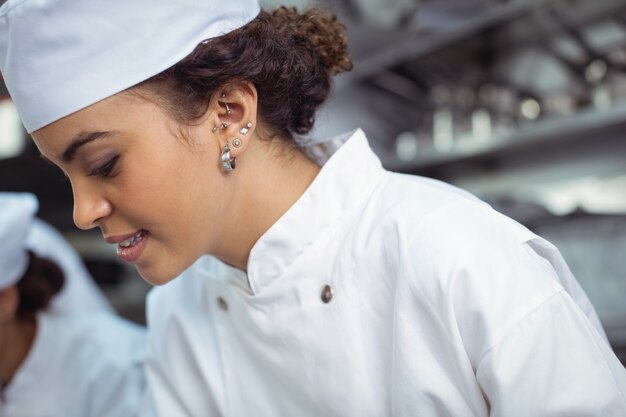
[221,143,236,171]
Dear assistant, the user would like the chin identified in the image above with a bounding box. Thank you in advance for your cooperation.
[135,263,179,286]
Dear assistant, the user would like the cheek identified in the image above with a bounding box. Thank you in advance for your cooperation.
[117,146,224,228]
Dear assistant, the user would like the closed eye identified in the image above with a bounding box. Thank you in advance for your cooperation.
[88,155,120,178]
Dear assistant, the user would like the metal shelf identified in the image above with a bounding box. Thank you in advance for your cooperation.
[384,102,626,172]
[345,0,555,84]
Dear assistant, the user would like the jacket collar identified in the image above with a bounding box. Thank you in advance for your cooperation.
[239,128,385,294]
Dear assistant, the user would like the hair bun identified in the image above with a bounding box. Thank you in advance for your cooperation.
[17,251,65,317]
[270,7,353,76]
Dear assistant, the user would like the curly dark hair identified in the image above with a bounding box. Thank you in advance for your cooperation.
[135,7,352,140]
[16,251,65,319]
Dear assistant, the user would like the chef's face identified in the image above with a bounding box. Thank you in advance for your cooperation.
[31,92,229,285]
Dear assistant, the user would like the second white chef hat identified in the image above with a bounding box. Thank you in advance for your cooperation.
[0,192,38,289]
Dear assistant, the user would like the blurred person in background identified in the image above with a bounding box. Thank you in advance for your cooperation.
[27,216,113,314]
[1,1,626,416]
[0,193,146,417]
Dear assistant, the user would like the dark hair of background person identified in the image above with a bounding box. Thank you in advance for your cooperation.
[16,251,65,319]
[135,7,353,142]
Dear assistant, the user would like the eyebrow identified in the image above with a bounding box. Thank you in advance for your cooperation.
[61,130,116,163]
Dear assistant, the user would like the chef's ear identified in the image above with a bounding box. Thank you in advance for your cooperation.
[0,286,19,322]
[211,81,258,159]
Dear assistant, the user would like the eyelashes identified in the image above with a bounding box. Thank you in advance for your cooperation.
[87,154,120,178]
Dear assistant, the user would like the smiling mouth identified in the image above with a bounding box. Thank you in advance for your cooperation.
[118,230,146,248]
[116,230,149,263]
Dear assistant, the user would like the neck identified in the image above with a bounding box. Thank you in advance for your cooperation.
[0,317,37,388]
[0,316,37,390]
[215,138,321,271]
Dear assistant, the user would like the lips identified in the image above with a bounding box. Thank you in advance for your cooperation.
[105,229,149,263]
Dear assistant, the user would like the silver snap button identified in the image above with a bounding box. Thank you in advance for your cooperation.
[217,297,228,311]
[321,284,333,303]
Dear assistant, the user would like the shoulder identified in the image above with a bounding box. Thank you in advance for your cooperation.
[401,197,549,281]
[355,173,515,259]
[345,169,561,299]
[365,174,542,272]
[393,197,565,362]
[362,178,567,358]
[348,172,528,270]
[389,189,561,297]
[361,172,488,239]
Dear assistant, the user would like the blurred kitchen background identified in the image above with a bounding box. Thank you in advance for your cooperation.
[1,0,625,364]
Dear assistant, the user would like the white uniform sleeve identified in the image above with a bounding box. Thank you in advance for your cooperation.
[408,202,626,416]
[476,290,626,416]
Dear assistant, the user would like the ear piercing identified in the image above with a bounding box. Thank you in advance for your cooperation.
[212,122,229,133]
[219,122,253,169]
[220,93,232,115]
[239,122,253,135]
[221,143,236,171]
[232,122,252,147]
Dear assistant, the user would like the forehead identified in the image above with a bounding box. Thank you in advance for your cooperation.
[30,92,161,155]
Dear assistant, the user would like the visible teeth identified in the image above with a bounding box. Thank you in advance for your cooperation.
[119,231,143,248]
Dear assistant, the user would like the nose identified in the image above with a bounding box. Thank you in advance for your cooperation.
[72,183,112,230]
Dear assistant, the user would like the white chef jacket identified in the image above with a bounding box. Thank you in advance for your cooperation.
[1,312,146,417]
[27,218,113,313]
[142,129,626,417]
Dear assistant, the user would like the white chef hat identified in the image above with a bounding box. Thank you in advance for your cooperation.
[0,192,38,289]
[0,0,260,133]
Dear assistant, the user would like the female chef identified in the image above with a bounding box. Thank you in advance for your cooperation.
[0,193,146,417]
[1,0,625,416]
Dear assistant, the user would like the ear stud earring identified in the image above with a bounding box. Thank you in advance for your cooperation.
[212,122,229,133]
[232,138,242,148]
[239,122,253,135]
